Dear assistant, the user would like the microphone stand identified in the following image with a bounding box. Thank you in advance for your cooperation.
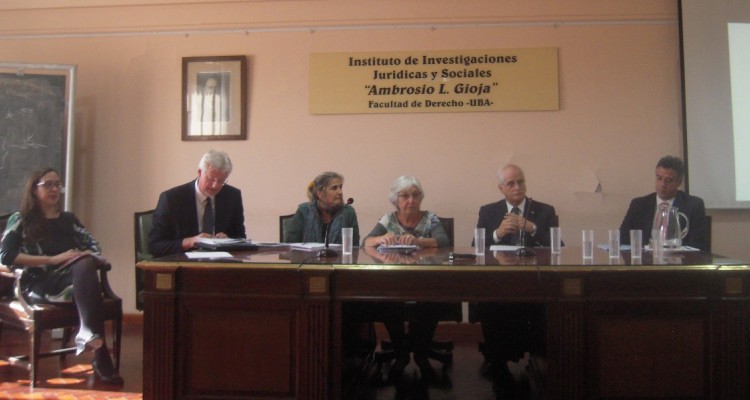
[317,198,353,258]
[517,198,536,257]
[318,223,339,258]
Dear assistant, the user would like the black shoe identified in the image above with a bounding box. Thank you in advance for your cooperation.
[75,334,103,356]
[388,356,409,383]
[491,363,517,400]
[92,359,124,385]
[414,355,438,383]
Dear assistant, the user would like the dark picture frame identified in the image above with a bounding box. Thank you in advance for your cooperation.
[182,56,247,141]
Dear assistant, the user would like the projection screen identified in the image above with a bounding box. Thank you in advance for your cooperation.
[681,0,750,209]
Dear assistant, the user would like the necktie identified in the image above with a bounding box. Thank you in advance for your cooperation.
[202,197,214,235]
[511,207,523,245]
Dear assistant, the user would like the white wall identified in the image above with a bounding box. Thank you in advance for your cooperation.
[1,1,748,314]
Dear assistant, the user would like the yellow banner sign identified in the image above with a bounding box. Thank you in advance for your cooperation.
[309,48,558,114]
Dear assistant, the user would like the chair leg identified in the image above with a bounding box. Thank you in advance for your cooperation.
[113,313,122,371]
[31,326,41,388]
[60,327,74,362]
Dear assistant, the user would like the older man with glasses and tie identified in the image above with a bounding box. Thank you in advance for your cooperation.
[149,149,246,257]
[474,163,559,399]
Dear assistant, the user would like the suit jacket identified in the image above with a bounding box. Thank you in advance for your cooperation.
[476,198,558,247]
[148,180,246,257]
[619,190,707,251]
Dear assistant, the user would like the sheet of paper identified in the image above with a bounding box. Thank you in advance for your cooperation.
[289,243,326,251]
[253,242,292,248]
[185,251,234,259]
[196,238,247,245]
[377,244,419,252]
[598,244,632,251]
[644,245,700,252]
[490,245,522,251]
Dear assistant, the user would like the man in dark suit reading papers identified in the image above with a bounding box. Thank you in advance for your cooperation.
[149,149,245,257]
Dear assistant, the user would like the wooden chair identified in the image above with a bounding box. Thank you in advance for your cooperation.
[134,209,154,310]
[0,262,122,387]
[1,212,122,386]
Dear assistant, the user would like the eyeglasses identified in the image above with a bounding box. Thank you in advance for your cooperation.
[502,179,525,188]
[398,192,422,200]
[36,180,63,190]
[202,176,227,186]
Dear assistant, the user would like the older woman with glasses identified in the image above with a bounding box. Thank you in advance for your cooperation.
[363,175,449,383]
[0,167,123,384]
[363,175,449,248]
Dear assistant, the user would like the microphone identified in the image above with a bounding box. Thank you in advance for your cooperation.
[347,198,354,205]
[318,222,339,258]
[517,197,536,256]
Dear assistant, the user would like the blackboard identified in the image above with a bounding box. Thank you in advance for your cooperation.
[0,65,74,216]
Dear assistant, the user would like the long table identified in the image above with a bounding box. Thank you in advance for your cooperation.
[137,246,750,399]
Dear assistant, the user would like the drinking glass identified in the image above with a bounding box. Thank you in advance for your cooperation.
[630,229,643,259]
[342,227,353,255]
[608,229,620,257]
[550,227,561,254]
[582,230,594,259]
[474,228,486,256]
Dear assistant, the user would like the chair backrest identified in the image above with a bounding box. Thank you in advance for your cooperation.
[134,210,154,311]
[437,217,454,247]
[705,215,712,253]
[279,214,294,242]
[0,213,11,239]
[134,210,154,262]
[0,214,13,297]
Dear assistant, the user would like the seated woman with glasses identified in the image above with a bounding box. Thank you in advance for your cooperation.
[363,175,449,382]
[0,168,123,384]
[284,171,360,246]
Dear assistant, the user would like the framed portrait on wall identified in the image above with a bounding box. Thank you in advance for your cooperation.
[182,55,247,141]
[0,63,76,215]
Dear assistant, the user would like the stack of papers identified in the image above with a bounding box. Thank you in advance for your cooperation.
[197,238,246,245]
[253,242,292,248]
[377,244,419,253]
[289,243,328,251]
[645,245,700,252]
[186,251,234,259]
[195,238,257,251]
[598,244,700,252]
[489,245,522,252]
